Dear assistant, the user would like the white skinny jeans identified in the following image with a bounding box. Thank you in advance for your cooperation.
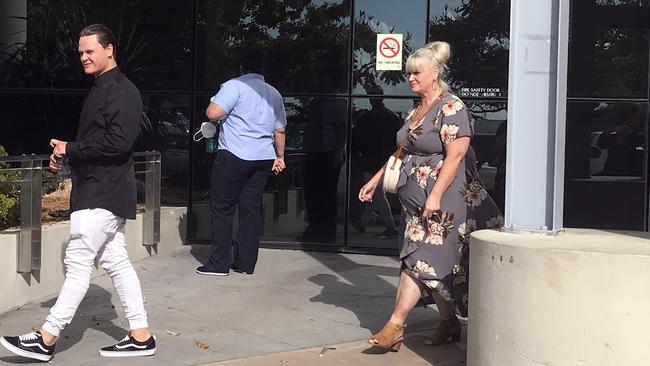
[42,209,148,337]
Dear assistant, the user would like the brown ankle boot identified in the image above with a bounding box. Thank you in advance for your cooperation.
[424,317,461,345]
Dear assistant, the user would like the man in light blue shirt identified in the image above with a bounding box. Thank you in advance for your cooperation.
[196,50,287,276]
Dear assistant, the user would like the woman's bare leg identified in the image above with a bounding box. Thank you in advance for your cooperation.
[370,271,422,344]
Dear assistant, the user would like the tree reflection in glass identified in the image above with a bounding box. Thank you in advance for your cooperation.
[428,0,510,96]
[0,0,192,90]
[353,0,425,95]
[197,0,350,94]
[592,29,649,98]
[594,0,649,6]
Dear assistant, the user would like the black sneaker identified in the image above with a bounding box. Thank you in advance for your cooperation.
[99,334,156,357]
[230,264,253,275]
[0,330,55,362]
[196,265,229,276]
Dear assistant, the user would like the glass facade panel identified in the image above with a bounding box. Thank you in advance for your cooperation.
[348,97,414,248]
[0,0,193,90]
[263,97,348,245]
[137,95,191,206]
[189,95,213,242]
[569,28,649,99]
[569,3,650,98]
[565,102,647,180]
[564,101,648,230]
[466,100,508,212]
[565,1,650,230]
[196,0,350,94]
[0,93,83,155]
[429,0,510,98]
[353,0,428,95]
[564,180,646,230]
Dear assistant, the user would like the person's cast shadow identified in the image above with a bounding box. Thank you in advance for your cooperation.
[1,234,128,364]
[306,252,466,364]
[189,242,211,265]
[0,284,127,364]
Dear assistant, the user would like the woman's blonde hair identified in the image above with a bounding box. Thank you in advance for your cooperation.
[405,41,451,92]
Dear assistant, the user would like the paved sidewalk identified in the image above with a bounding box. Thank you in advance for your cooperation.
[0,245,467,365]
[201,336,466,366]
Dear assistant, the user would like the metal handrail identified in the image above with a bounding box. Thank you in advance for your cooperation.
[0,152,162,274]
[0,154,47,274]
[135,151,161,247]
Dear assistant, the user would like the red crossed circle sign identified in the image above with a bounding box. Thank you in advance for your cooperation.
[379,37,401,58]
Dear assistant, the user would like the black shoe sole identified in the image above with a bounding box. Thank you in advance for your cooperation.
[99,348,156,357]
[196,269,229,276]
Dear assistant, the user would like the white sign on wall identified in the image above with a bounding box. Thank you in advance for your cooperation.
[376,34,403,71]
[459,87,503,98]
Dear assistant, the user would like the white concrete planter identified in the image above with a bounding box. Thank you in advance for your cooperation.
[468,229,650,366]
[0,207,186,314]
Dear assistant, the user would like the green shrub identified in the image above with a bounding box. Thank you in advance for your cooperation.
[0,145,21,230]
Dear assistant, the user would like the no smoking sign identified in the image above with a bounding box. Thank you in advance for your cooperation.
[376,34,403,71]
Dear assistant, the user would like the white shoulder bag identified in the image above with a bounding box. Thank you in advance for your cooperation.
[382,155,403,193]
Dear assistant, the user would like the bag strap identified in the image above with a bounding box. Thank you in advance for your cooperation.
[392,99,439,159]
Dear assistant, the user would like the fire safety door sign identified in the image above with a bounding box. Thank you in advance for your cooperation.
[376,34,403,71]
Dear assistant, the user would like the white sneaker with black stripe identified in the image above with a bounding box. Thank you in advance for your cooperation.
[0,330,55,362]
[99,334,156,357]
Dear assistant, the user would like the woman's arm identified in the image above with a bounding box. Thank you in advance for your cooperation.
[358,163,388,202]
[422,136,470,217]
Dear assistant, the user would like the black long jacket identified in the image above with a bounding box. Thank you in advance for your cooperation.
[65,67,142,219]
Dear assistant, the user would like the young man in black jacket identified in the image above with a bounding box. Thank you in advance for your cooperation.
[0,24,155,361]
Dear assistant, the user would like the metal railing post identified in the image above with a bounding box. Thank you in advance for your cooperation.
[143,152,161,246]
[18,157,42,273]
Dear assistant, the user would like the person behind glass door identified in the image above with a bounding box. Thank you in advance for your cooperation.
[0,24,156,361]
[358,41,502,350]
[350,89,400,237]
[301,77,347,242]
[196,47,287,276]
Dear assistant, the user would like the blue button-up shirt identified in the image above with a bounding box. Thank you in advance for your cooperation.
[210,73,287,161]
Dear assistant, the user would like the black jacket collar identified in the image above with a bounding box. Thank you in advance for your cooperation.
[94,67,121,86]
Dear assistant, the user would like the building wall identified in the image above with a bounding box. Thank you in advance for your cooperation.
[0,1,648,249]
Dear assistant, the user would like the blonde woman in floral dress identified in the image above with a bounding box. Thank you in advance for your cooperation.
[359,41,502,350]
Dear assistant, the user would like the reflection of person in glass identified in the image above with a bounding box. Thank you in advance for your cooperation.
[196,49,287,276]
[350,92,400,237]
[477,120,506,213]
[358,42,502,350]
[301,95,347,242]
[596,123,640,176]
[1,24,156,361]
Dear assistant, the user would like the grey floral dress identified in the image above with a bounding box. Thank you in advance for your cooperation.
[395,93,503,317]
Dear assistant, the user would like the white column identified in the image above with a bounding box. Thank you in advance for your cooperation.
[504,0,569,232]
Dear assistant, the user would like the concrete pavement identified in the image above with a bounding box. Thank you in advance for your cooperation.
[0,245,467,365]
[200,337,466,366]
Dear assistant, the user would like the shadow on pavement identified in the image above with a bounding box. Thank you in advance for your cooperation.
[190,243,211,266]
[305,251,399,334]
[0,356,39,364]
[403,335,467,366]
[39,284,128,354]
[0,284,127,364]
[306,251,467,365]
